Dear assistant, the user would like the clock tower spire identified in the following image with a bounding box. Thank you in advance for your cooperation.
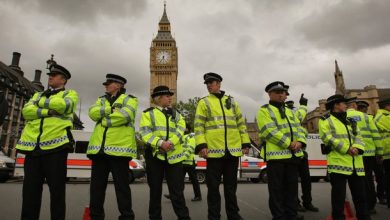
[150,1,178,105]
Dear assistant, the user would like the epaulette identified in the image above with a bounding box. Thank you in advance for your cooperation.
[321,113,331,120]
[143,107,154,113]
[127,94,136,98]
[261,104,269,108]
[384,113,389,116]
[99,95,106,98]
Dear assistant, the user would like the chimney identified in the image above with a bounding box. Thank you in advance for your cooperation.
[9,52,24,76]
[32,69,44,91]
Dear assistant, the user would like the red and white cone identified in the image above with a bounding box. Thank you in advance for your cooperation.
[82,206,90,220]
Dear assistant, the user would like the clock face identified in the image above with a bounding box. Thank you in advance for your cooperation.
[156,51,171,64]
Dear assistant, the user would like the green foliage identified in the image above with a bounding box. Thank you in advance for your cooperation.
[174,97,201,130]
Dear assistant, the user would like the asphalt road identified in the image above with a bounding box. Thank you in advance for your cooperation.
[0,179,389,219]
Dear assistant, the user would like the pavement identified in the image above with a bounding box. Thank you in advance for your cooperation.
[0,179,389,219]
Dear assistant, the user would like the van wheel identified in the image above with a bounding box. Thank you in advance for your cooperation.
[260,169,268,183]
[196,171,206,183]
[129,171,135,184]
[250,177,260,183]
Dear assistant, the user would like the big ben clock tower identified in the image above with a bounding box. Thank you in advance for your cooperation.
[150,2,178,104]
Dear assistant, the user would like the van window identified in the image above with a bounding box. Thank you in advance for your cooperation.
[75,141,89,153]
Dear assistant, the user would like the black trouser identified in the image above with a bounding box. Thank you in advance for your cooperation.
[206,153,240,220]
[329,173,370,220]
[267,160,299,220]
[183,164,201,198]
[363,156,377,210]
[384,159,390,207]
[89,156,134,220]
[373,160,385,200]
[21,149,68,220]
[146,156,190,220]
[298,152,312,206]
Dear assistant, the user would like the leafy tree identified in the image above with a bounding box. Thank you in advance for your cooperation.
[174,97,201,129]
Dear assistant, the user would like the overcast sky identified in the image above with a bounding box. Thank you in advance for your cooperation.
[1,0,390,131]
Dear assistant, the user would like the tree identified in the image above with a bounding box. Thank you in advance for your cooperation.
[173,97,201,129]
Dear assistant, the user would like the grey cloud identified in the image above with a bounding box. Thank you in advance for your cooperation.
[297,0,390,52]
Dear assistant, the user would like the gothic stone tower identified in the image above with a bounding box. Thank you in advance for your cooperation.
[334,60,346,95]
[150,3,178,105]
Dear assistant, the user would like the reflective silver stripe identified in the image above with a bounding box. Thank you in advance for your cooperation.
[38,135,68,147]
[64,98,71,113]
[106,117,112,127]
[147,135,159,145]
[205,124,237,131]
[231,97,237,116]
[361,134,372,138]
[62,90,69,98]
[118,109,131,123]
[177,125,186,132]
[124,105,136,116]
[139,126,153,136]
[195,115,207,121]
[364,149,376,154]
[37,108,43,117]
[328,165,354,172]
[375,115,383,123]
[333,134,349,139]
[236,121,245,128]
[100,107,105,117]
[267,106,277,122]
[203,98,212,118]
[335,141,344,152]
[208,116,236,121]
[195,131,204,135]
[104,146,137,154]
[265,128,280,139]
[259,122,276,133]
[266,149,291,157]
[44,98,50,108]
[167,152,185,161]
[364,114,371,132]
[276,135,289,146]
[327,118,336,134]
[149,110,156,129]
[359,127,370,131]
[88,146,100,151]
[100,98,106,117]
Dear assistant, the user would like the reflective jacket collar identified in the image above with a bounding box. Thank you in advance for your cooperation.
[210,90,225,99]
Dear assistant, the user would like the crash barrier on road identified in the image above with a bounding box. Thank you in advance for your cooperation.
[326,200,356,220]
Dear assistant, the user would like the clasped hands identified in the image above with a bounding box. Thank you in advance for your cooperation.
[289,141,302,152]
[159,140,174,153]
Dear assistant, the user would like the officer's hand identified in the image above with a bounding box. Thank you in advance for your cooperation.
[242,147,250,155]
[348,147,358,156]
[160,141,171,152]
[299,93,308,106]
[199,148,208,158]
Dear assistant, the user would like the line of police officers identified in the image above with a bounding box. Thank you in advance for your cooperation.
[14,64,390,220]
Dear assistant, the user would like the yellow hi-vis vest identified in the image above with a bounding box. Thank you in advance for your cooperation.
[374,109,390,160]
[194,93,250,158]
[257,104,305,161]
[16,89,78,151]
[139,107,186,164]
[319,114,365,176]
[182,133,196,165]
[87,94,138,158]
[347,109,383,156]
[295,105,307,124]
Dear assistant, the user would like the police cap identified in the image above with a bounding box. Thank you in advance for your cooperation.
[325,94,353,110]
[356,100,369,108]
[265,81,288,93]
[151,85,174,98]
[378,98,390,108]
[204,72,222,84]
[103,73,127,86]
[47,64,71,79]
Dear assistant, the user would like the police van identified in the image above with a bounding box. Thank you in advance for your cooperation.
[194,133,328,183]
[14,130,145,183]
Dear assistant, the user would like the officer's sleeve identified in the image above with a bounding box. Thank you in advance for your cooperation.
[22,92,49,120]
[88,98,111,122]
[38,90,79,115]
[352,127,365,153]
[257,107,291,149]
[139,111,162,148]
[194,99,208,153]
[319,119,350,154]
[182,136,192,159]
[234,101,251,148]
[295,105,307,124]
[169,113,185,146]
[102,97,138,127]
[368,116,383,155]
[375,113,390,132]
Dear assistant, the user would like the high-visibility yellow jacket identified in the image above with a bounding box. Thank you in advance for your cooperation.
[319,114,365,176]
[182,133,196,165]
[194,92,250,158]
[140,107,186,164]
[374,109,390,160]
[257,104,305,161]
[87,94,138,158]
[295,105,307,124]
[16,89,78,151]
[347,109,383,156]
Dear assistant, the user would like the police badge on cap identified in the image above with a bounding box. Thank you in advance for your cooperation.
[265,81,288,93]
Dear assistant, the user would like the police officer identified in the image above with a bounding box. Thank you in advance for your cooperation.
[87,74,137,220]
[164,123,202,201]
[194,72,250,220]
[357,100,387,205]
[257,81,305,220]
[374,98,390,208]
[319,94,370,220]
[286,97,319,213]
[16,64,78,220]
[347,98,383,214]
[140,85,190,220]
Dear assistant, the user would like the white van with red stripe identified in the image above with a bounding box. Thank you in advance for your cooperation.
[14,130,145,183]
[194,133,327,183]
